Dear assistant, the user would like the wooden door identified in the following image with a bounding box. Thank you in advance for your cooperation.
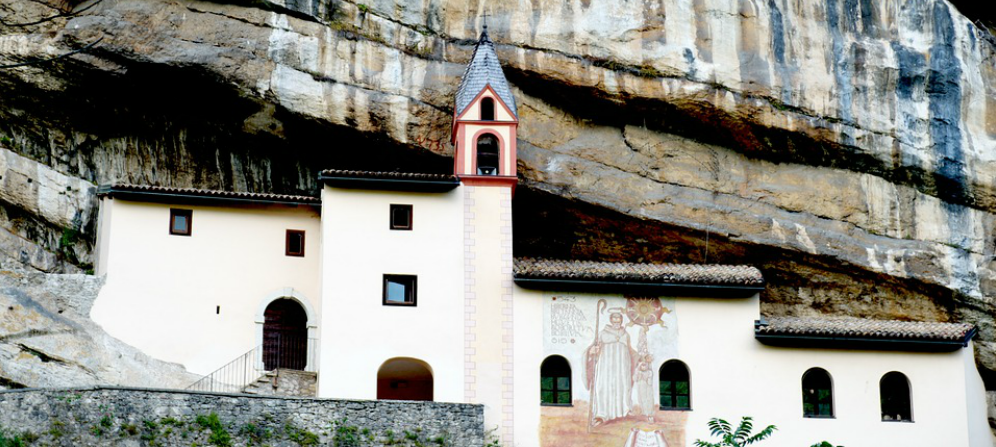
[262,299,308,370]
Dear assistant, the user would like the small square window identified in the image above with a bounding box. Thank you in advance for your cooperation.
[383,275,417,306]
[286,230,305,257]
[390,204,413,230]
[170,209,192,236]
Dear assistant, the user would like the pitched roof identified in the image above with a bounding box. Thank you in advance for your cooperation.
[97,184,320,205]
[755,316,976,351]
[455,29,517,118]
[318,169,460,192]
[513,258,764,296]
[318,170,458,182]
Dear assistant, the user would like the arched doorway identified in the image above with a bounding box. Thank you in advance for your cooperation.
[262,299,308,370]
[377,358,433,401]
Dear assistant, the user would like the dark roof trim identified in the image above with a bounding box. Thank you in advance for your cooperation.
[754,322,977,353]
[513,277,764,298]
[97,185,320,207]
[319,171,460,193]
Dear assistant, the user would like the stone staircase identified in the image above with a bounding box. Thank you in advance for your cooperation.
[242,368,317,397]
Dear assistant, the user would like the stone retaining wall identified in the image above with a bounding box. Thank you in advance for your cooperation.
[0,387,485,446]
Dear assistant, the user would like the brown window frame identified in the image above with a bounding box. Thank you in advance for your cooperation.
[286,230,306,257]
[390,204,413,230]
[383,274,417,306]
[169,209,192,236]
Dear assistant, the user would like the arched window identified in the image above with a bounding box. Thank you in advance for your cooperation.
[802,368,834,418]
[540,356,571,405]
[262,299,309,371]
[659,360,691,410]
[480,97,495,121]
[377,358,433,401]
[880,372,912,422]
[476,133,500,175]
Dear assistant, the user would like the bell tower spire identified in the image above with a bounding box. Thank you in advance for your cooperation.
[451,26,518,187]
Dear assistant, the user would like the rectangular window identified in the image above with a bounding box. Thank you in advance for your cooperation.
[390,204,413,230]
[286,230,305,257]
[169,209,192,236]
[383,274,417,306]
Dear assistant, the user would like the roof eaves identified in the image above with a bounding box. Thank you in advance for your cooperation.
[753,319,977,352]
[97,185,320,207]
[318,171,460,193]
[513,276,764,298]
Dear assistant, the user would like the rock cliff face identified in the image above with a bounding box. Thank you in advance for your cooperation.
[0,0,994,412]
[0,270,198,389]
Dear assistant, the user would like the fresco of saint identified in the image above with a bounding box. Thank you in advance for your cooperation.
[585,308,636,427]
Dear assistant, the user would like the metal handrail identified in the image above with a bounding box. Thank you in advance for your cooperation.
[186,336,318,393]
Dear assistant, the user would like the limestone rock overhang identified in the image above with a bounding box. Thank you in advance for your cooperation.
[512,257,765,298]
[96,184,320,207]
[754,316,978,352]
[319,169,460,193]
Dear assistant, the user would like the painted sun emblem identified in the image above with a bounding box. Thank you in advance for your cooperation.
[625,297,668,328]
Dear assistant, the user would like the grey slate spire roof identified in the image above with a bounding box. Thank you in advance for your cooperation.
[454,28,517,118]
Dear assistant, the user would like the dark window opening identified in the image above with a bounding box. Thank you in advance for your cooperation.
[169,209,192,236]
[476,134,500,176]
[880,372,913,422]
[540,355,572,406]
[286,230,305,256]
[659,360,691,410]
[802,368,834,418]
[383,275,417,306]
[390,204,413,230]
[480,97,495,121]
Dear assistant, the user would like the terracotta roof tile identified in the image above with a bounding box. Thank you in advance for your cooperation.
[97,184,319,204]
[318,170,459,182]
[755,316,975,343]
[513,258,765,286]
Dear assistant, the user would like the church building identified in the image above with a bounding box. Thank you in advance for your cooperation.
[90,28,992,446]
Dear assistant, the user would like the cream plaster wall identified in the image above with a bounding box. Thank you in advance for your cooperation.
[91,198,322,376]
[94,197,112,276]
[512,288,993,447]
[462,185,515,442]
[318,186,465,403]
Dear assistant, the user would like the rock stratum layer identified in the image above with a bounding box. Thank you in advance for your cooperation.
[0,0,994,419]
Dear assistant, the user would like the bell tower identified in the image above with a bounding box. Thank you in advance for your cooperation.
[451,26,518,187]
[455,25,518,445]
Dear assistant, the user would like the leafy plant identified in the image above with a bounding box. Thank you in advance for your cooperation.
[693,417,776,447]
[195,413,232,447]
[811,442,843,447]
[0,427,25,447]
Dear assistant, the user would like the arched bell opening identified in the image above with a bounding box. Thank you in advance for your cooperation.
[476,133,500,175]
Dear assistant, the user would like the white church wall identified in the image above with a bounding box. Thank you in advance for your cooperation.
[318,186,464,403]
[512,288,989,447]
[91,198,322,377]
